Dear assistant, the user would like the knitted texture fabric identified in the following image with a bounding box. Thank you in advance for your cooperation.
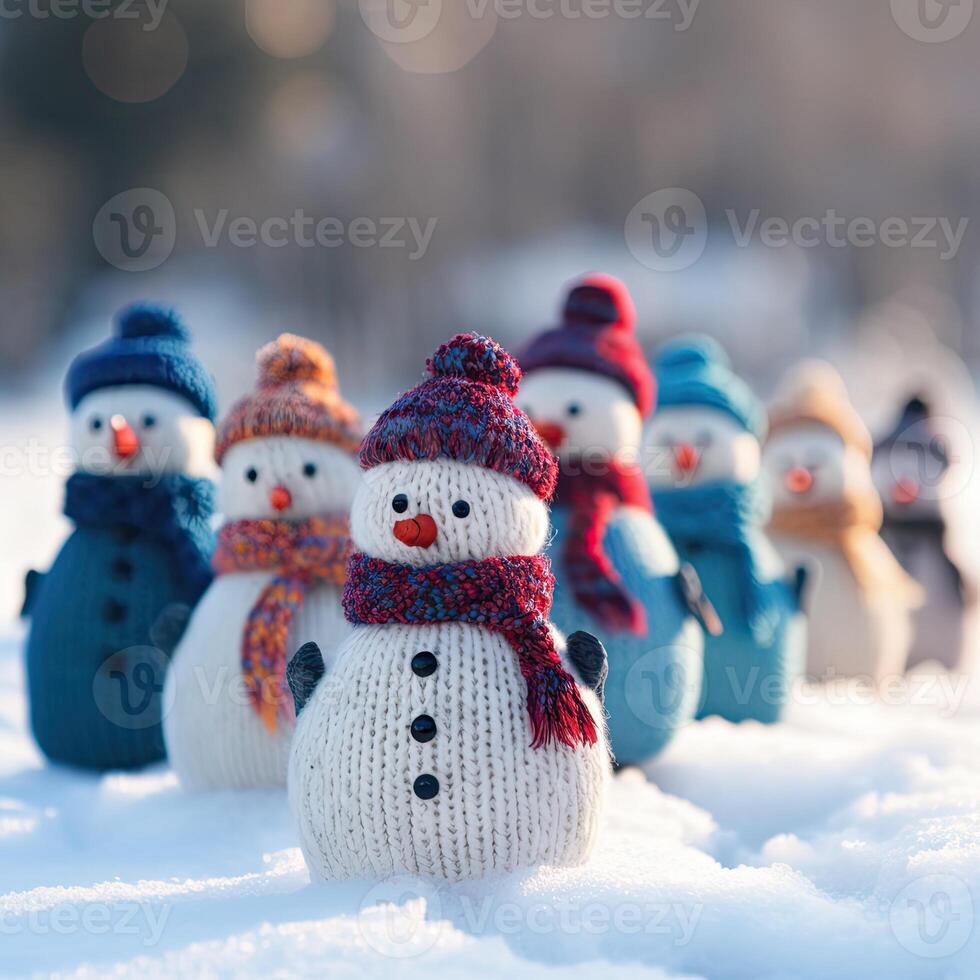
[768,360,872,458]
[65,472,216,602]
[655,480,786,646]
[520,274,655,417]
[216,334,362,463]
[66,304,217,422]
[359,333,558,500]
[552,461,653,635]
[212,516,351,734]
[655,335,767,439]
[343,553,597,749]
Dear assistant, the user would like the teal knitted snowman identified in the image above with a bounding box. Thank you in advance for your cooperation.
[643,337,807,724]
[22,305,218,770]
[519,276,718,766]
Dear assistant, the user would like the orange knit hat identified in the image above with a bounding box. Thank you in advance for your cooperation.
[216,334,361,463]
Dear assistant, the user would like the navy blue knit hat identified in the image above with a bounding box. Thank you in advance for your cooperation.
[655,335,766,439]
[65,304,217,422]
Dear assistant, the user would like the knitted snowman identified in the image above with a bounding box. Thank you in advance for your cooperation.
[22,305,217,771]
[764,362,921,682]
[164,335,362,790]
[518,275,717,766]
[287,334,609,882]
[643,337,806,724]
[873,396,977,672]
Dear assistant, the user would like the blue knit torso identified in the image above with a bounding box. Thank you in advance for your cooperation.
[654,481,805,724]
[25,474,216,770]
[547,504,703,764]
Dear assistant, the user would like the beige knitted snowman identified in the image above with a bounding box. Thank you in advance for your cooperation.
[287,334,610,882]
[164,335,362,790]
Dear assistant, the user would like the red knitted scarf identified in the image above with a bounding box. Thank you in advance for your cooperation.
[343,553,598,749]
[212,515,350,734]
[553,460,652,636]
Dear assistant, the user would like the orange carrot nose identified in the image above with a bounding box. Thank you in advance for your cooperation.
[673,442,700,474]
[393,514,438,548]
[269,485,292,512]
[532,420,565,452]
[892,477,920,505]
[110,415,140,459]
[785,466,814,494]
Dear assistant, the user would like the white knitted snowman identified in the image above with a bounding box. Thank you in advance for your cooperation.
[164,335,362,790]
[287,334,609,882]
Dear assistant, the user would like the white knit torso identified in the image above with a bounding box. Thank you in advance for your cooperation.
[288,621,609,882]
[164,572,350,790]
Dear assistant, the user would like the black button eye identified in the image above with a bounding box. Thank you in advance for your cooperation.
[392,493,409,514]
[245,467,259,483]
[89,416,103,432]
[303,462,317,478]
[567,403,582,417]
[142,414,157,429]
[452,500,470,518]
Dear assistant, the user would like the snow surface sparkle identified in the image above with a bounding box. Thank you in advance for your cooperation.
[1,625,978,979]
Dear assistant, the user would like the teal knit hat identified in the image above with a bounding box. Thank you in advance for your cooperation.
[654,335,766,439]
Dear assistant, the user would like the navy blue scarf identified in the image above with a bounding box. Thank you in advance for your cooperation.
[65,473,215,602]
[654,480,784,645]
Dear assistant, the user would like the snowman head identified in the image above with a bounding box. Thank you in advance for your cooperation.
[518,274,653,464]
[71,385,215,478]
[65,305,217,479]
[643,336,765,490]
[216,333,362,521]
[355,333,557,565]
[763,360,874,511]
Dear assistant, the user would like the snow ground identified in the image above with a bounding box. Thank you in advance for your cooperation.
[1,624,978,980]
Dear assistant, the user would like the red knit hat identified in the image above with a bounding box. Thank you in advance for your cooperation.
[520,273,655,418]
[216,334,361,463]
[360,333,558,500]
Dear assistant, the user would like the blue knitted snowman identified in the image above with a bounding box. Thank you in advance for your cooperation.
[519,276,719,765]
[643,337,806,724]
[22,305,218,770]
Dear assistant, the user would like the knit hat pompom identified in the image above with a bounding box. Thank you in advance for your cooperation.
[768,359,871,458]
[521,274,654,417]
[257,333,337,390]
[215,334,360,463]
[117,304,189,342]
[655,335,729,373]
[427,333,522,397]
[655,334,765,438]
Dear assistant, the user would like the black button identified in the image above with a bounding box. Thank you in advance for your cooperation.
[102,598,127,624]
[113,524,140,545]
[410,715,436,743]
[411,651,437,677]
[413,774,439,800]
[110,557,134,581]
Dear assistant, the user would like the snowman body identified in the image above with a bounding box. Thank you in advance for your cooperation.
[765,423,914,681]
[288,459,609,881]
[644,405,806,723]
[26,384,216,771]
[517,368,703,764]
[165,436,360,790]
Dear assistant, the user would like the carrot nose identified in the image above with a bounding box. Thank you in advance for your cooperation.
[393,514,438,548]
[110,415,140,459]
[269,485,292,512]
[892,477,920,505]
[785,466,814,494]
[531,420,565,452]
[673,442,699,474]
